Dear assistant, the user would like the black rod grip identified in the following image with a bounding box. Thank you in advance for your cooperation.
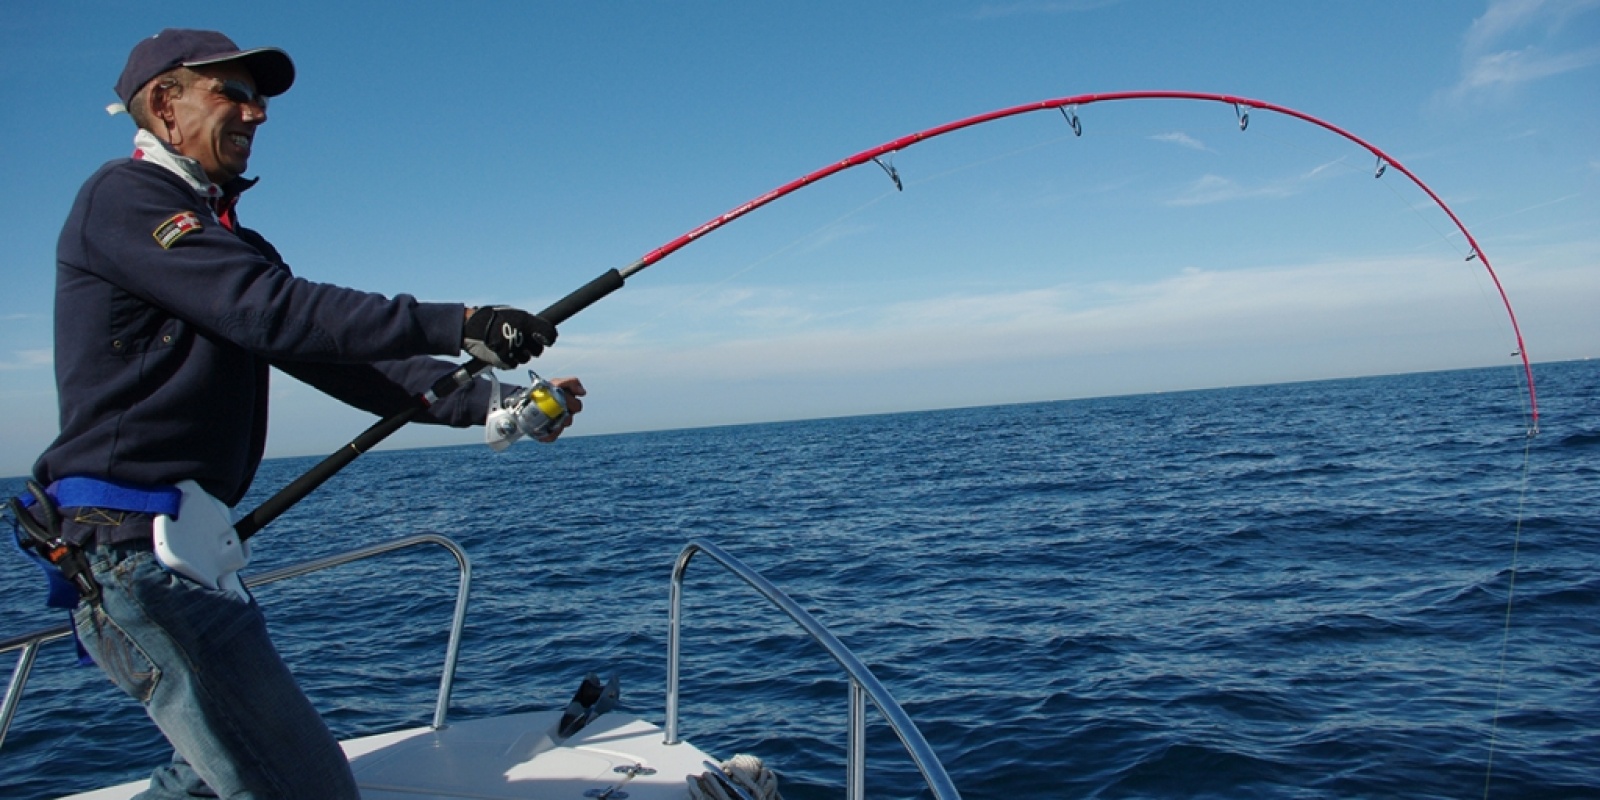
[539,269,625,324]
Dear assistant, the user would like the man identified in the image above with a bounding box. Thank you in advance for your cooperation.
[27,29,583,798]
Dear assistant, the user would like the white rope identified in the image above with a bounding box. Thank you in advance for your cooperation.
[686,753,783,800]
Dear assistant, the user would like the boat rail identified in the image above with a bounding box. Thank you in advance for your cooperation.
[668,539,962,800]
[6,534,960,799]
[0,533,472,751]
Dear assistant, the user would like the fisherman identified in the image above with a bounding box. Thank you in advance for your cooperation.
[17,29,583,798]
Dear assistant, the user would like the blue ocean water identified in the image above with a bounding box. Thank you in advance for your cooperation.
[2,361,1596,799]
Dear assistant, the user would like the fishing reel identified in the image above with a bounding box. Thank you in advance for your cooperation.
[485,371,570,451]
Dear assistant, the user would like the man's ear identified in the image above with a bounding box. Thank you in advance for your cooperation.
[145,80,182,143]
[147,83,173,121]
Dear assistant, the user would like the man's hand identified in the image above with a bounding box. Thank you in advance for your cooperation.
[463,306,557,369]
[537,376,586,442]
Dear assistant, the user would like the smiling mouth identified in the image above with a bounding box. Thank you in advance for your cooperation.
[229,133,252,150]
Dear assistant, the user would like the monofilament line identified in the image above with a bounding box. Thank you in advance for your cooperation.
[1481,430,1535,798]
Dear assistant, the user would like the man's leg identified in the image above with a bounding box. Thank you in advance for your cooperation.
[142,752,214,798]
[74,541,359,799]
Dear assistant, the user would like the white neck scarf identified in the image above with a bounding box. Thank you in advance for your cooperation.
[131,128,224,203]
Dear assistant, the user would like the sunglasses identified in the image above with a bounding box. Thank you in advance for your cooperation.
[207,78,269,110]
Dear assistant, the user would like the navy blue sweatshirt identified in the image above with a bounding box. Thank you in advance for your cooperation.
[36,151,496,507]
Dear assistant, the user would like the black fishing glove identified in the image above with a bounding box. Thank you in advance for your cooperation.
[463,306,557,369]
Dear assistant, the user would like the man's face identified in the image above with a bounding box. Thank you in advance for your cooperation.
[162,63,268,184]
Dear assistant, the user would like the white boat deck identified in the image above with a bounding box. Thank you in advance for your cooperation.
[61,710,716,800]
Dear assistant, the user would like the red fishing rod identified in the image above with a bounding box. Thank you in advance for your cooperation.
[620,90,1538,426]
[237,90,1541,539]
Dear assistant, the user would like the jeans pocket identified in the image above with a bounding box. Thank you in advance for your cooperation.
[73,603,162,704]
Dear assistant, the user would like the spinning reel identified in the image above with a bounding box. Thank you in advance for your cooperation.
[485,371,571,451]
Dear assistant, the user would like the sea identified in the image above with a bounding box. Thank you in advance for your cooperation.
[2,360,1596,799]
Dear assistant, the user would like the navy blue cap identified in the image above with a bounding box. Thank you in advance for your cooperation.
[115,29,294,107]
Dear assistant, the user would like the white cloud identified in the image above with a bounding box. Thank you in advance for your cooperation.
[515,250,1576,440]
[1445,0,1600,101]
[1149,132,1211,152]
[968,1,1124,19]
[1464,0,1600,52]
[147,246,1593,472]
[1303,159,1350,180]
[0,349,51,371]
[569,256,1524,384]
[1163,174,1295,207]
[1457,44,1600,92]
[1158,155,1357,207]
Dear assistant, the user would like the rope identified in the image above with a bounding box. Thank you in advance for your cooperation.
[687,753,784,800]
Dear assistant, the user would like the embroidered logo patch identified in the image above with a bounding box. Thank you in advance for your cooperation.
[153,211,203,249]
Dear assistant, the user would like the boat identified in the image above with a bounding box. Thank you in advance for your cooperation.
[2,534,961,799]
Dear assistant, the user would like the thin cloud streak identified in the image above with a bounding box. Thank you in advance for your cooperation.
[1445,0,1600,101]
[1463,0,1600,53]
[1163,174,1295,207]
[1150,132,1212,152]
[1160,154,1352,207]
[967,0,1123,20]
[1457,44,1600,92]
[0,349,51,371]
[570,256,1516,383]
[514,251,1578,442]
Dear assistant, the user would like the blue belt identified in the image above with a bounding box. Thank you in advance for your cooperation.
[17,476,182,516]
[9,476,181,666]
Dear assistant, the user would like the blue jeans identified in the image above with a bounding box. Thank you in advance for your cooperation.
[71,541,359,799]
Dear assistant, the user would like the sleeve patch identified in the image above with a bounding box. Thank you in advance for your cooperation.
[153,211,203,249]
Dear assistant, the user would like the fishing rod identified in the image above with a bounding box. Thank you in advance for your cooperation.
[235,89,1541,541]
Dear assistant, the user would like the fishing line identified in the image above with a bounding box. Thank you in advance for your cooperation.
[1290,138,1542,796]
[1231,122,1540,428]
[1291,125,1544,797]
[1240,122,1543,791]
[1375,178,1474,256]
[1482,433,1536,798]
[1356,162,1543,427]
[894,131,1081,189]
[1238,123,1475,259]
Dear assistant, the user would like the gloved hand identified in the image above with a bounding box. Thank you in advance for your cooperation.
[463,306,557,369]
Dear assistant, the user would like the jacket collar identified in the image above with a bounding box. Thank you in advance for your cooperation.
[131,129,258,209]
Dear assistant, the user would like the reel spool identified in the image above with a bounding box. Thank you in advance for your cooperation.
[486,371,570,451]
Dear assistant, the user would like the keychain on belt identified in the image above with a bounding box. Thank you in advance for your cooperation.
[8,481,101,604]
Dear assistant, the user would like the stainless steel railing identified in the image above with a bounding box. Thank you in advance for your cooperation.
[0,533,471,750]
[8,533,962,799]
[666,539,962,800]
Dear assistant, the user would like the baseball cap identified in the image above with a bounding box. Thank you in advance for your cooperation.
[113,28,295,110]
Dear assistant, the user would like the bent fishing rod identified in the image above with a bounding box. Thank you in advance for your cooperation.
[235,89,1541,541]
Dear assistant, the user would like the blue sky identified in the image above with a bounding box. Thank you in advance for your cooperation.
[1,1,1596,477]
